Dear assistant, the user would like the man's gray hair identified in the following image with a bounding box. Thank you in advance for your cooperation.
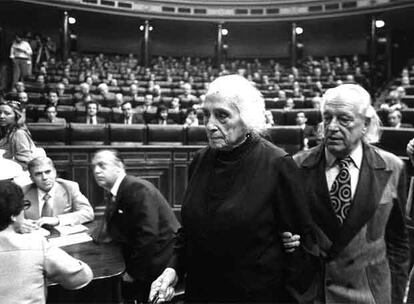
[321,84,381,144]
[92,150,125,171]
[205,74,267,135]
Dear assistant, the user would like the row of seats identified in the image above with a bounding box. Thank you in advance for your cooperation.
[28,123,305,155]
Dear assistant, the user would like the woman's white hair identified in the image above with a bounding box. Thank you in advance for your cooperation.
[205,74,267,135]
[321,83,381,144]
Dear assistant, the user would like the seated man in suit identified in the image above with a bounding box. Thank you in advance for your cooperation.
[38,104,66,124]
[296,111,317,149]
[115,101,144,125]
[18,156,94,232]
[75,100,106,124]
[388,109,413,128]
[178,83,199,109]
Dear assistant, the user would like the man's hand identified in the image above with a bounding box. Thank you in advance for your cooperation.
[13,219,38,234]
[281,232,301,253]
[36,217,59,227]
[149,268,178,303]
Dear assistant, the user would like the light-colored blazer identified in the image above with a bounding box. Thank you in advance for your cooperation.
[293,143,410,304]
[0,227,93,304]
[23,178,94,226]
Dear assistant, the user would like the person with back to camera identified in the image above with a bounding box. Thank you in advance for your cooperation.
[149,74,317,303]
[0,180,93,304]
[0,100,36,169]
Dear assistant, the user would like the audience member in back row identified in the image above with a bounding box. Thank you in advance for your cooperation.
[10,33,33,87]
[0,180,93,304]
[150,75,315,303]
[17,156,94,233]
[91,150,180,303]
[387,109,413,129]
[38,104,66,124]
[75,100,106,124]
[0,100,36,169]
[115,100,145,125]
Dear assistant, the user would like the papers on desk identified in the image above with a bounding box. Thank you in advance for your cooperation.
[54,224,88,236]
[31,227,51,237]
[48,232,92,247]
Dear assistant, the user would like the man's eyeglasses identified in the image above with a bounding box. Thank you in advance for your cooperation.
[23,200,31,210]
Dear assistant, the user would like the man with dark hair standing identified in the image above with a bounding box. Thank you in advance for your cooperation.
[91,150,180,303]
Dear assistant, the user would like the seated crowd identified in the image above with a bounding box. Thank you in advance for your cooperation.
[1,52,373,128]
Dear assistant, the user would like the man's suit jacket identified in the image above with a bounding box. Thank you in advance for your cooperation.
[74,115,106,124]
[107,175,180,286]
[23,178,94,226]
[293,143,410,304]
[38,117,67,124]
[114,113,145,124]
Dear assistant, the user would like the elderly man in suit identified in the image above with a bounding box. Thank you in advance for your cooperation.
[91,150,180,303]
[20,156,94,231]
[284,83,410,304]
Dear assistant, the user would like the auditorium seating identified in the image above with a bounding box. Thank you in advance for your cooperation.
[186,125,208,145]
[69,123,109,145]
[266,126,304,154]
[28,123,67,146]
[146,124,186,146]
[26,123,305,153]
[376,127,414,157]
[109,123,146,146]
[270,109,321,126]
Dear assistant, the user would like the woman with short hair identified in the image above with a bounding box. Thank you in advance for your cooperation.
[0,180,93,304]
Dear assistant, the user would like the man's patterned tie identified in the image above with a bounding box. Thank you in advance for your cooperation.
[330,157,352,225]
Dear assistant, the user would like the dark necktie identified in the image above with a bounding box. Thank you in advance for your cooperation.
[330,157,352,225]
[91,192,116,243]
[41,193,53,217]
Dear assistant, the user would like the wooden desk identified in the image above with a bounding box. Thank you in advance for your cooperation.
[47,222,125,303]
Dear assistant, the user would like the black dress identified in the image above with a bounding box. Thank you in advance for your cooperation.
[170,134,314,303]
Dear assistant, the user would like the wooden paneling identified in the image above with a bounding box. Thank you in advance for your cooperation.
[45,145,201,213]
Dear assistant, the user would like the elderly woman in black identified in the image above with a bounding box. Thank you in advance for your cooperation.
[149,75,315,303]
[0,100,35,169]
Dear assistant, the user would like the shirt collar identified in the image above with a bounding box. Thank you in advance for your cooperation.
[110,172,126,197]
[38,182,56,199]
[325,140,363,169]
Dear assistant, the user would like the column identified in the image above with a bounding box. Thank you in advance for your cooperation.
[61,11,69,61]
[216,23,223,67]
[291,22,297,67]
[143,20,150,67]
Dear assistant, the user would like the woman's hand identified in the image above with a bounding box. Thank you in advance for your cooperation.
[149,268,178,303]
[280,232,301,253]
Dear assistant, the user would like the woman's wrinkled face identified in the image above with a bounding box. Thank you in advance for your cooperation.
[0,105,16,127]
[202,94,247,150]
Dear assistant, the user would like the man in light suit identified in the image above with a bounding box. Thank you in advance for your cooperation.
[91,150,180,302]
[284,84,410,304]
[21,156,94,230]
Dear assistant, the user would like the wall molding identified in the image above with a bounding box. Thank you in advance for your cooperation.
[16,0,414,22]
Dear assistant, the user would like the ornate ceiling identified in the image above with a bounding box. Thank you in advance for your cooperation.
[16,0,414,22]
